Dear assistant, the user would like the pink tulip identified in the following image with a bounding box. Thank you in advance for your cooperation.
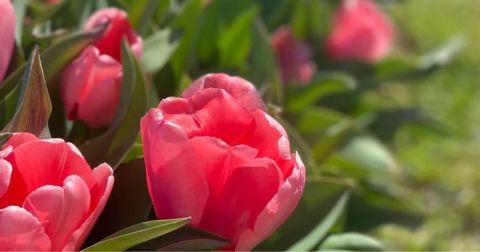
[326,0,394,63]
[0,0,15,82]
[141,73,306,250]
[0,133,114,250]
[271,26,316,84]
[60,8,143,128]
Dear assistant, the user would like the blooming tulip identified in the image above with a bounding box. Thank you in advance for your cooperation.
[0,0,15,82]
[326,0,394,63]
[0,133,114,250]
[141,73,306,250]
[271,26,316,84]
[60,8,143,128]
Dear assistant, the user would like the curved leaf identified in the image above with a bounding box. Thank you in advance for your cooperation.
[288,191,350,251]
[83,218,191,251]
[319,232,384,251]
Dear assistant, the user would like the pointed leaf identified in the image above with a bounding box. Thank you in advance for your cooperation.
[83,218,191,251]
[2,48,51,136]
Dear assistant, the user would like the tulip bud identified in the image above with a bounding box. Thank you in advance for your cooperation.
[60,8,143,128]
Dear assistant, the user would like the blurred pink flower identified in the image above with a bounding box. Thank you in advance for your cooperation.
[0,133,114,250]
[0,0,15,82]
[60,8,143,128]
[326,0,395,63]
[271,26,316,84]
[141,73,306,250]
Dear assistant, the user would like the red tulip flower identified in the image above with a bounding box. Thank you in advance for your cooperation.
[60,8,143,128]
[326,0,395,63]
[0,133,114,250]
[141,73,306,250]
[271,26,316,84]
[0,0,15,82]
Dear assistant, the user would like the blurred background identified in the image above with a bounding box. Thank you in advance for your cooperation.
[368,0,480,249]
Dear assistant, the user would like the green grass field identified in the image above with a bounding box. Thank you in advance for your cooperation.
[374,0,480,249]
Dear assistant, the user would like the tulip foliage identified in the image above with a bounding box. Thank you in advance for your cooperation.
[0,0,461,251]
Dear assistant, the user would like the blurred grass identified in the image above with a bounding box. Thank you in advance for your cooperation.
[372,0,480,250]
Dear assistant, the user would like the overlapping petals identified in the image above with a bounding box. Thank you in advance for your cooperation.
[141,73,305,250]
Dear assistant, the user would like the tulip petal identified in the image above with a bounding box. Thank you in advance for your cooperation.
[141,109,209,225]
[248,111,296,176]
[2,132,38,150]
[0,206,51,251]
[235,153,306,250]
[167,88,254,145]
[22,175,91,250]
[2,139,96,206]
[189,136,258,201]
[63,163,114,251]
[199,156,283,244]
[0,159,12,198]
[183,73,266,113]
[0,0,15,81]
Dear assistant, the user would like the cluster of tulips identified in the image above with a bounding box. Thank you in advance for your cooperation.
[0,0,394,250]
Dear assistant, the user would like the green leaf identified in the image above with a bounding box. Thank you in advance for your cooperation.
[286,72,356,113]
[141,29,180,73]
[311,119,353,164]
[248,17,282,104]
[319,233,384,251]
[2,47,51,137]
[419,35,466,71]
[79,39,148,168]
[288,191,350,251]
[291,0,308,39]
[84,159,151,246]
[83,218,191,251]
[218,6,258,68]
[128,0,159,35]
[13,0,27,43]
[169,0,202,81]
[340,135,399,174]
[0,23,107,97]
[132,226,229,251]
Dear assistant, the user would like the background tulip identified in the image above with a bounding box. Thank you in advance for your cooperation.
[0,0,15,82]
[326,0,395,62]
[271,26,316,84]
[0,133,114,251]
[60,8,143,128]
[141,73,306,250]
